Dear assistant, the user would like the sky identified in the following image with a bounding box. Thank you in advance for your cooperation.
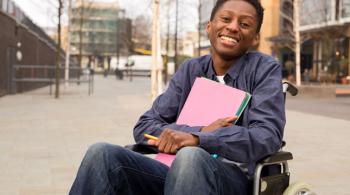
[12,0,152,27]
[11,0,198,34]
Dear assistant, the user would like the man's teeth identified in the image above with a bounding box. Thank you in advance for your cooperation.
[221,36,237,43]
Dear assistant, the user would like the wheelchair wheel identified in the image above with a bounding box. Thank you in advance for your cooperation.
[282,182,315,195]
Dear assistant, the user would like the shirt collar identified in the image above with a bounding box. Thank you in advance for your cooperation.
[226,53,247,80]
[207,53,247,80]
[207,59,217,80]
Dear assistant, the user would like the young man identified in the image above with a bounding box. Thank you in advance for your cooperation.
[69,0,285,194]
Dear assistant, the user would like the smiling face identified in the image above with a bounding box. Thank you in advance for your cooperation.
[206,0,260,61]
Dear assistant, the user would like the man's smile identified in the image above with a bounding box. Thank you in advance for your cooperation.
[219,34,239,46]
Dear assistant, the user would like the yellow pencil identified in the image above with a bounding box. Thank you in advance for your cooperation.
[144,134,159,140]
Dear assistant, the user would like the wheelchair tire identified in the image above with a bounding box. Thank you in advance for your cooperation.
[282,182,314,195]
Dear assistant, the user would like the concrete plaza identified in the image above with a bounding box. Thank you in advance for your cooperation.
[0,75,349,195]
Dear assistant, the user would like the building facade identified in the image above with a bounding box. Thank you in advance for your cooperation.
[269,0,350,84]
[0,0,68,97]
[259,0,281,55]
[298,0,350,84]
[70,2,132,70]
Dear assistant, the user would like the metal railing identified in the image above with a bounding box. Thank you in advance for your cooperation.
[11,65,94,96]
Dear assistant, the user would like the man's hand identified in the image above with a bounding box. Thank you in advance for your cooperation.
[147,129,199,154]
[201,116,237,132]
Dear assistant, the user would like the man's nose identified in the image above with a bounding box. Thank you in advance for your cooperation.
[226,20,239,32]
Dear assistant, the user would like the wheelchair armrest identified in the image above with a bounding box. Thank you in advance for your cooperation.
[282,80,298,96]
[125,143,159,154]
[259,151,293,164]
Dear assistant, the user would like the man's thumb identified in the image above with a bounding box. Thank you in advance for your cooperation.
[147,139,157,145]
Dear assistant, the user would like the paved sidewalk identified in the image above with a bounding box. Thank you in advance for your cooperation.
[283,110,350,195]
[0,75,349,194]
[286,95,350,121]
[0,76,152,195]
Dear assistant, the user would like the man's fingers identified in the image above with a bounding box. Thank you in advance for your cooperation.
[147,139,157,145]
[224,116,238,123]
[150,129,197,153]
[163,141,174,154]
[225,123,233,127]
[170,144,179,154]
[158,140,166,152]
[157,130,169,152]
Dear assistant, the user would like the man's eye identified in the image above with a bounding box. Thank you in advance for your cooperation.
[240,22,250,28]
[221,17,230,22]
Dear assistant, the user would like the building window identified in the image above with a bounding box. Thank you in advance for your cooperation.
[280,0,293,35]
[341,0,350,18]
[300,0,332,26]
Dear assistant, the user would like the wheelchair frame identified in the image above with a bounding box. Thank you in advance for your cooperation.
[252,81,299,195]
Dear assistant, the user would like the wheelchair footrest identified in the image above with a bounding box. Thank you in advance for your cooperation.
[259,172,290,195]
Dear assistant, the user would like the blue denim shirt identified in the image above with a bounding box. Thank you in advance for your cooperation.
[133,52,286,176]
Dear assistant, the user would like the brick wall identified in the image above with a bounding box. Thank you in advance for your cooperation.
[0,11,66,96]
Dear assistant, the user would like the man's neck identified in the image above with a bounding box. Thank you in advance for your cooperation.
[212,55,237,76]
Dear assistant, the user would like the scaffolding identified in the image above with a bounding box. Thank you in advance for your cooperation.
[70,2,132,69]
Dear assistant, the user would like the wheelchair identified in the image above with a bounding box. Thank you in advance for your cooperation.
[125,81,314,195]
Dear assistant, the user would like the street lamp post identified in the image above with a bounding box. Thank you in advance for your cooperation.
[65,0,72,88]
[151,0,161,101]
[198,0,202,57]
[294,0,301,86]
[55,0,63,98]
[174,0,179,71]
[116,18,120,70]
[116,10,125,72]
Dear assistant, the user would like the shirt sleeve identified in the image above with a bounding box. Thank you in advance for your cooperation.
[133,61,202,144]
[192,60,286,163]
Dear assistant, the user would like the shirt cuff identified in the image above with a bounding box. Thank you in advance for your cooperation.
[191,132,219,153]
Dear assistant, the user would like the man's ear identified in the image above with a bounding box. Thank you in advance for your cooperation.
[252,33,260,47]
[206,21,211,35]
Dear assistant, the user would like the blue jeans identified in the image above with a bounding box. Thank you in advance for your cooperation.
[69,143,251,195]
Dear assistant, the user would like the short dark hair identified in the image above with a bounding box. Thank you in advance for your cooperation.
[209,0,264,33]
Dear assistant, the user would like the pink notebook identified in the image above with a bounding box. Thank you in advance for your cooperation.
[155,77,250,166]
[155,153,176,167]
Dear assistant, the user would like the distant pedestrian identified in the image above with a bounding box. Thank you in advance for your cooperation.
[114,68,123,80]
[285,60,295,81]
[303,69,310,83]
